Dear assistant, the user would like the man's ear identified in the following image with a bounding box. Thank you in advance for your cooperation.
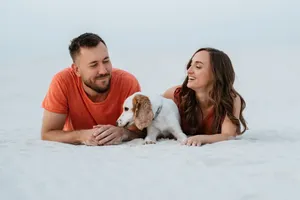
[72,63,81,77]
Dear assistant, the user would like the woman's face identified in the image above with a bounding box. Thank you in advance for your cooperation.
[186,50,214,91]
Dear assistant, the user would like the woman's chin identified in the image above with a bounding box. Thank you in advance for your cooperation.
[187,83,205,91]
[187,83,195,89]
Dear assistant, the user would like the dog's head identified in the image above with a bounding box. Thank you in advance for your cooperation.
[116,92,154,130]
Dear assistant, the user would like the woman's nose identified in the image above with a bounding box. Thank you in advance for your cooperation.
[187,67,194,74]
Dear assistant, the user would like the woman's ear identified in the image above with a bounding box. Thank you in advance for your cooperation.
[132,94,154,130]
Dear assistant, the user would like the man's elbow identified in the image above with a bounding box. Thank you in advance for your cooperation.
[41,131,47,140]
[41,130,52,141]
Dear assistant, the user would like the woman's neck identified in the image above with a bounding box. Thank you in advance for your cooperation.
[194,88,213,109]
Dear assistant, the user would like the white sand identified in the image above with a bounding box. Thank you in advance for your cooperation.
[1,129,300,200]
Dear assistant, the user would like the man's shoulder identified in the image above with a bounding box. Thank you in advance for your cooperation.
[111,68,141,95]
[51,67,77,86]
[48,67,78,94]
[53,67,75,80]
[112,68,139,83]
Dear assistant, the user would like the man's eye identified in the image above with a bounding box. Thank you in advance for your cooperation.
[124,107,129,111]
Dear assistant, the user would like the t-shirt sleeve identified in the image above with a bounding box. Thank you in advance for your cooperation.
[41,73,69,114]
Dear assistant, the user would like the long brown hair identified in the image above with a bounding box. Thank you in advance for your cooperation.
[179,47,248,135]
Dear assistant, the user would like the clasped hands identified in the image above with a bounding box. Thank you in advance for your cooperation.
[81,124,126,146]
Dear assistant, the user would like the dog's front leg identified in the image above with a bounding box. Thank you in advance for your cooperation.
[169,123,188,143]
[144,126,160,144]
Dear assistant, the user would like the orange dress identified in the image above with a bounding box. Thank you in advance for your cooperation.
[173,87,223,135]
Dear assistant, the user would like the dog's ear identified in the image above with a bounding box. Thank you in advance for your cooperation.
[132,94,154,130]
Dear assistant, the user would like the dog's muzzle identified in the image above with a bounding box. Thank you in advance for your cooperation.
[116,119,130,127]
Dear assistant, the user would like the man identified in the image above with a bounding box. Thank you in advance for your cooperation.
[41,33,144,146]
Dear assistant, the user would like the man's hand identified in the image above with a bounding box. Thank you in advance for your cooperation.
[79,129,104,146]
[92,125,126,145]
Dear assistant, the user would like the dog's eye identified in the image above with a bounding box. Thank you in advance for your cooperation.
[124,107,129,111]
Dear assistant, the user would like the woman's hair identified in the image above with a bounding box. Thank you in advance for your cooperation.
[180,47,248,135]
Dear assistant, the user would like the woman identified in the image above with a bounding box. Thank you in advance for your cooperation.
[163,47,248,146]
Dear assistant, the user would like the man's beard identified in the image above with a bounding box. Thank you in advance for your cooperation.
[83,74,111,93]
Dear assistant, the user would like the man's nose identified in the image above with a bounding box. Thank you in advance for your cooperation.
[97,65,108,75]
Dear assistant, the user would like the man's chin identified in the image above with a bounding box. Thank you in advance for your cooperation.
[94,86,110,93]
[84,82,110,94]
[84,78,111,93]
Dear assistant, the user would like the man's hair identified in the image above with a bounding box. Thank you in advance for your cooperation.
[68,33,106,62]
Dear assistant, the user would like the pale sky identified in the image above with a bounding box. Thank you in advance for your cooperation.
[1,0,299,60]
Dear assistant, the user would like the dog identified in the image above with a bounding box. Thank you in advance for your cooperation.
[116,92,188,144]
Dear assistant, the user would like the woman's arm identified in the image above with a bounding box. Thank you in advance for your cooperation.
[183,95,242,146]
[162,85,180,101]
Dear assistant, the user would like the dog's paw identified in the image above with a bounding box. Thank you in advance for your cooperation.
[177,135,188,143]
[143,140,156,145]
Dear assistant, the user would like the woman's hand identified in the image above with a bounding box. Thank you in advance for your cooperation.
[183,135,203,146]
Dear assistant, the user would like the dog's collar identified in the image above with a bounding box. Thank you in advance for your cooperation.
[153,104,163,120]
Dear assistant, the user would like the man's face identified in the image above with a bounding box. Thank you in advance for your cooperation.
[74,42,112,93]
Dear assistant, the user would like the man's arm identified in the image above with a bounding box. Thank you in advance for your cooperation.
[92,123,146,145]
[41,110,98,145]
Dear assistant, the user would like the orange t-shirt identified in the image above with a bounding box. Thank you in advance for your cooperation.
[42,67,141,131]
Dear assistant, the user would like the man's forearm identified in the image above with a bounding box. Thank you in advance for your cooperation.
[41,130,83,145]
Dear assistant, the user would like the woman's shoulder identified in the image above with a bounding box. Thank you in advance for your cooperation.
[162,85,182,101]
[232,94,242,117]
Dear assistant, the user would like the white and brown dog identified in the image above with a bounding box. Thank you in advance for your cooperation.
[116,92,188,144]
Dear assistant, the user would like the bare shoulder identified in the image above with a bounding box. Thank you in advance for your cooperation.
[41,109,67,134]
[233,94,242,118]
[162,85,181,101]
